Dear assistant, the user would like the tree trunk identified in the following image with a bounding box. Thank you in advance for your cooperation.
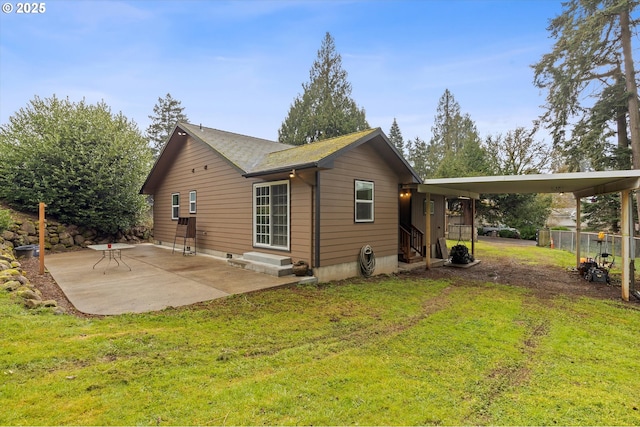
[619,6,640,234]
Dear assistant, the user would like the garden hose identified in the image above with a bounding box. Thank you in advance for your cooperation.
[359,245,376,277]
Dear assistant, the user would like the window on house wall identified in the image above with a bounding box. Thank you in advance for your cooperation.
[253,181,289,250]
[171,193,180,220]
[355,180,374,222]
[189,191,197,214]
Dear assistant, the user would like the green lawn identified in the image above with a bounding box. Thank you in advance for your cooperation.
[1,242,639,425]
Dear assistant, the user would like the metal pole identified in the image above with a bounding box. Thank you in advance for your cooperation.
[39,202,45,275]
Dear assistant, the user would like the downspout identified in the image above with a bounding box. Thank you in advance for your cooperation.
[314,171,321,269]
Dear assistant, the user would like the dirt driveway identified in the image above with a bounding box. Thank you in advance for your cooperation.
[417,237,637,303]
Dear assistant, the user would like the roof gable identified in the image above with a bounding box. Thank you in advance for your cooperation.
[141,124,422,194]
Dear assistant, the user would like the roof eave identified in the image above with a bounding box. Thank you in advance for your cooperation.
[243,162,322,178]
[140,123,185,194]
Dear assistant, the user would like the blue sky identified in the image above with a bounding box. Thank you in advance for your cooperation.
[0,0,565,144]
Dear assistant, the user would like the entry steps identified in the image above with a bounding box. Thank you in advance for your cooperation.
[227,251,317,284]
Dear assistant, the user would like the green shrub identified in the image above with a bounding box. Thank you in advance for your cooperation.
[0,209,11,232]
[519,225,538,240]
[498,229,520,239]
[0,95,153,234]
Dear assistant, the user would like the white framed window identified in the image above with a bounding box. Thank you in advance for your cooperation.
[189,191,197,214]
[355,180,374,222]
[253,180,289,250]
[171,193,180,220]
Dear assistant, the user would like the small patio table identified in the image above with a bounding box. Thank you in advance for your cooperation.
[88,243,135,274]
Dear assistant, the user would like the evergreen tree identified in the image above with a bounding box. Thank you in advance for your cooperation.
[0,95,153,233]
[533,0,638,170]
[582,194,623,232]
[278,32,369,145]
[533,0,639,231]
[426,90,490,178]
[146,93,188,158]
[388,118,405,155]
[406,136,429,179]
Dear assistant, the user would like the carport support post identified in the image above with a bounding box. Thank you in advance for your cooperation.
[425,192,431,270]
[471,198,476,257]
[621,190,631,301]
[575,197,581,268]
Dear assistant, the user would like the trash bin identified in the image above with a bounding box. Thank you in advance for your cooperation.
[14,245,35,259]
[537,229,551,247]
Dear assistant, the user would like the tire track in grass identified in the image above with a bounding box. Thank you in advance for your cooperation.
[466,314,550,424]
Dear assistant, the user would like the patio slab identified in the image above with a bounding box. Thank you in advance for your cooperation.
[44,244,300,315]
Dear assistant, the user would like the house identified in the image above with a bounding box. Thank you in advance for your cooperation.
[140,123,446,282]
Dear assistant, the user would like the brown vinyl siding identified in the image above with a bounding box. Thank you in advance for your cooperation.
[318,143,399,267]
[411,193,445,239]
[431,196,446,240]
[289,179,313,263]
[153,136,313,263]
[153,136,253,255]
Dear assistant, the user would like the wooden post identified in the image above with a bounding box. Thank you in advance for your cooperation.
[575,196,581,269]
[425,193,431,270]
[471,198,476,257]
[39,202,45,275]
[621,190,631,301]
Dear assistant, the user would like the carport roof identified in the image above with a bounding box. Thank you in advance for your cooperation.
[418,170,640,199]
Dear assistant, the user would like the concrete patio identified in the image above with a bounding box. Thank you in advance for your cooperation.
[44,244,304,315]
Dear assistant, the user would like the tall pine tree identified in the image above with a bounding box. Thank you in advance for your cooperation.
[278,32,369,145]
[146,93,188,158]
[388,118,405,155]
[425,90,490,178]
[533,0,638,172]
[533,0,639,231]
[406,136,429,179]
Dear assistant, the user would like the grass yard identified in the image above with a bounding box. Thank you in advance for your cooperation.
[1,241,640,425]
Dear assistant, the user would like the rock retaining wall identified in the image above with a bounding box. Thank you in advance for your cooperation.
[0,245,61,312]
[0,212,152,312]
[1,217,151,252]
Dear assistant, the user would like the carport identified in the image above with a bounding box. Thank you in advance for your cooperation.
[419,170,640,301]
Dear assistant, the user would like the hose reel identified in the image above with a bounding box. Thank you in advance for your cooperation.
[359,245,376,277]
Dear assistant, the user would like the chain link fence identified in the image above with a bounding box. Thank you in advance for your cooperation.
[541,229,640,259]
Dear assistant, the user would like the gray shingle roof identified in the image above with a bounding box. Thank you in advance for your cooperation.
[142,123,422,194]
[180,123,291,173]
[248,128,380,174]
[174,123,420,183]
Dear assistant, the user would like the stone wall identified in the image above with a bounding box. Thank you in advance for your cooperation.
[0,244,61,312]
[1,217,152,252]
[0,213,152,312]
